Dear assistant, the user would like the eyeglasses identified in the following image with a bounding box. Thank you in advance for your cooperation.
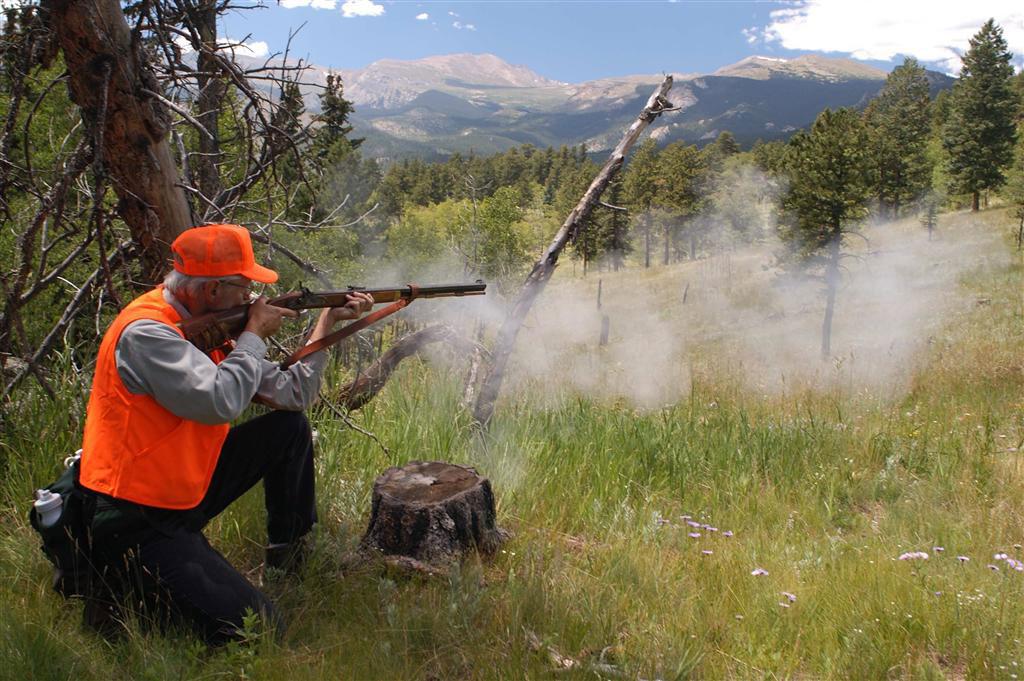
[218,279,265,298]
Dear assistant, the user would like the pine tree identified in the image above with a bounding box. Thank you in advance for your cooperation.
[315,72,362,157]
[704,130,741,172]
[864,57,933,217]
[942,19,1018,211]
[621,138,660,268]
[1004,133,1024,249]
[267,80,307,208]
[781,108,872,358]
[657,142,709,263]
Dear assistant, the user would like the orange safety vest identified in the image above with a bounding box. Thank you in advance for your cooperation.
[80,288,230,509]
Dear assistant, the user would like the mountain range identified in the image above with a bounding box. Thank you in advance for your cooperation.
[284,53,954,160]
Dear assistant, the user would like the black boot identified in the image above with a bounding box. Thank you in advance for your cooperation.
[264,538,308,575]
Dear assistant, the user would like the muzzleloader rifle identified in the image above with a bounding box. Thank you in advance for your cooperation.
[178,282,486,367]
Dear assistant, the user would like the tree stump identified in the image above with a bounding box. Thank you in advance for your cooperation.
[360,461,507,568]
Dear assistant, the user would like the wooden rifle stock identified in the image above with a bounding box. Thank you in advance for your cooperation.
[178,282,486,353]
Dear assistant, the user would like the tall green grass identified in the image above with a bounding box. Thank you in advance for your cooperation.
[1,210,1022,679]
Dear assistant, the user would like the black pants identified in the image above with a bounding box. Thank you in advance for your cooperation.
[89,410,316,645]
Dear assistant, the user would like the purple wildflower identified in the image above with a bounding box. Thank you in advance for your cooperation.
[686,520,702,528]
[701,550,713,555]
[898,551,929,561]
[988,564,1000,571]
[688,532,701,538]
[995,553,1009,561]
[781,592,797,603]
[704,526,719,532]
[723,530,734,538]
[751,567,769,576]
[932,546,944,553]
[957,555,970,562]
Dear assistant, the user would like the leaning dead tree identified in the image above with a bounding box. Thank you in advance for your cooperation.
[472,76,676,427]
[337,324,482,411]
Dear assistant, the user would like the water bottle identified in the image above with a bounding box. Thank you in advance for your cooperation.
[34,489,63,528]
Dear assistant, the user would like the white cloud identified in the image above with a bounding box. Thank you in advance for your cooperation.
[416,12,429,20]
[761,1,1024,73]
[453,21,475,31]
[341,0,383,17]
[175,35,270,59]
[173,33,194,54]
[448,10,459,17]
[224,39,270,59]
[280,0,337,8]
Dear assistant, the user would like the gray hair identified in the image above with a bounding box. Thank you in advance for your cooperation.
[163,270,245,298]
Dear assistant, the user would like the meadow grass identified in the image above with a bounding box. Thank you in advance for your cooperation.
[1,209,1022,679]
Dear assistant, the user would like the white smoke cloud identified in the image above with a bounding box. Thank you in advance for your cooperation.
[416,12,429,20]
[757,0,1024,73]
[488,166,1008,409]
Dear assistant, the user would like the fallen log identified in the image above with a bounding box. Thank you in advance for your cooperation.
[360,461,507,567]
[472,76,675,428]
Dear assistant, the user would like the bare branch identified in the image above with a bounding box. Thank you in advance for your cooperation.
[141,88,215,141]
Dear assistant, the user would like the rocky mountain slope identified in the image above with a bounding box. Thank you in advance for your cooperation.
[286,53,953,160]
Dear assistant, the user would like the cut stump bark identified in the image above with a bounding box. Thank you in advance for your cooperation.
[361,461,507,567]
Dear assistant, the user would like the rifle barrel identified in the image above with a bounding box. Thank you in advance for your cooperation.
[281,282,486,308]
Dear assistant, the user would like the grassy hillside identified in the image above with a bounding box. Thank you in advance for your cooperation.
[1,208,1021,679]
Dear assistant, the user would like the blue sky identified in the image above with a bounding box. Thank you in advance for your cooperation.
[219,1,1024,82]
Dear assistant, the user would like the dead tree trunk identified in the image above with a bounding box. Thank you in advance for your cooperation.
[187,0,226,210]
[337,325,477,411]
[644,221,652,268]
[472,76,675,428]
[361,461,507,568]
[820,234,841,359]
[42,0,193,283]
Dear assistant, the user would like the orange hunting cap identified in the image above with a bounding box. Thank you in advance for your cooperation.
[171,224,278,283]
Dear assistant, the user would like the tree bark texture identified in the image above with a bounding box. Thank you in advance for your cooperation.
[42,0,193,283]
[360,461,506,567]
[337,325,476,411]
[472,76,675,427]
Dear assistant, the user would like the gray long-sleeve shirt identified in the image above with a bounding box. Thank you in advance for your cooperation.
[114,289,327,424]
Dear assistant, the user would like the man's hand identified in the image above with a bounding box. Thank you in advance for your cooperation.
[244,296,299,340]
[326,291,374,325]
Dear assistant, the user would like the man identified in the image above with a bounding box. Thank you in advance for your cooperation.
[78,224,372,644]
